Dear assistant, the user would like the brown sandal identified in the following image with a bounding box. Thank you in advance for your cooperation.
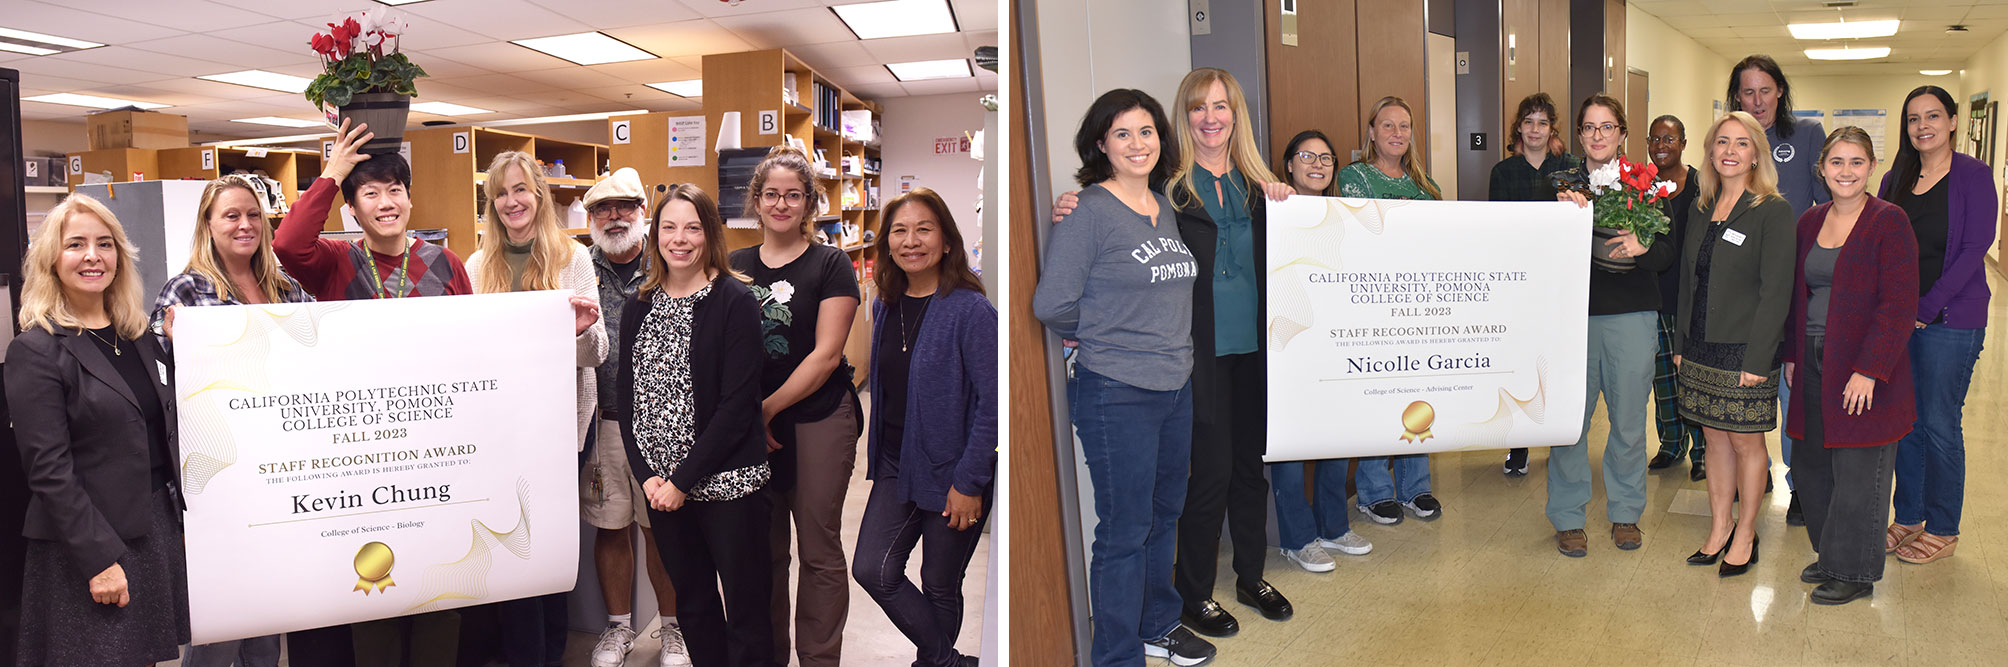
[1886,523,1925,553]
[1896,532,1957,564]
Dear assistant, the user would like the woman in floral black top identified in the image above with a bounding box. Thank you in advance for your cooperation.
[617,184,774,667]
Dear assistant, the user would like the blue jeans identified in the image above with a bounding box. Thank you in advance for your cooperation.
[1893,325,1984,537]
[1779,379,1794,489]
[1070,365,1193,666]
[1270,459,1353,549]
[1354,455,1431,506]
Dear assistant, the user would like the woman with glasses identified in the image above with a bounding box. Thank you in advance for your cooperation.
[1545,94,1672,558]
[728,146,861,667]
[1643,115,1709,482]
[1265,129,1374,576]
[1488,92,1579,477]
[1335,96,1445,529]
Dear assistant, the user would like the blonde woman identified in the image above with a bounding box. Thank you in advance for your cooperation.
[727,145,861,667]
[152,176,310,667]
[1677,111,1796,576]
[9,194,188,666]
[466,150,609,666]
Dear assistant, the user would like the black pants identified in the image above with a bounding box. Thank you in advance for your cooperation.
[1794,334,1898,583]
[852,477,990,667]
[649,490,775,667]
[1175,351,1268,607]
[499,592,567,667]
[284,626,356,667]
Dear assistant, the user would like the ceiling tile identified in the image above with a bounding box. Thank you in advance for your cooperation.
[399,0,594,41]
[826,64,899,88]
[845,82,907,101]
[714,8,855,50]
[521,0,703,30]
[126,34,316,68]
[951,0,999,32]
[1,1,186,45]
[129,77,286,103]
[43,46,232,79]
[606,20,757,59]
[11,58,179,87]
[515,67,633,90]
[234,0,362,22]
[859,32,970,63]
[587,59,705,85]
[898,77,977,96]
[423,42,582,73]
[58,0,275,34]
[963,30,998,52]
[444,73,561,96]
[201,21,328,56]
[786,41,878,70]
[677,0,865,19]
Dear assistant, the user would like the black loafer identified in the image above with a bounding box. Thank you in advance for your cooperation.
[1800,562,1832,584]
[1811,580,1873,605]
[1785,493,1805,526]
[1235,580,1293,621]
[1690,460,1707,482]
[1648,452,1677,470]
[1179,599,1239,637]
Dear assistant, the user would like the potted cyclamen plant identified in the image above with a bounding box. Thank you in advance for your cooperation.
[1555,156,1677,272]
[306,8,426,154]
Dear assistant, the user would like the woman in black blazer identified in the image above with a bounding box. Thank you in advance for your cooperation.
[617,184,774,667]
[7,194,187,666]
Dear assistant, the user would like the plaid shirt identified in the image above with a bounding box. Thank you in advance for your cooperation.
[592,246,650,413]
[151,269,315,335]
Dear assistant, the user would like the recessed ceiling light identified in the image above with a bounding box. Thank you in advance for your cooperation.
[24,93,168,109]
[410,101,493,116]
[646,80,702,98]
[0,42,57,56]
[1805,46,1889,60]
[832,0,959,40]
[233,116,324,128]
[1920,69,1952,76]
[0,27,104,51]
[1787,19,1899,40]
[199,70,314,94]
[886,58,972,82]
[510,32,656,66]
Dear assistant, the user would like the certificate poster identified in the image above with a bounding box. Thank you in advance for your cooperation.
[174,291,578,644]
[1266,196,1590,461]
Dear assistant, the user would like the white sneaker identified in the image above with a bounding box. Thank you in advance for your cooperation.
[654,624,693,667]
[1318,531,1373,555]
[590,624,637,667]
[1281,543,1337,572]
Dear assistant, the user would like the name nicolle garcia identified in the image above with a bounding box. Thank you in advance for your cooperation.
[1344,353,1493,374]
[1132,236,1196,283]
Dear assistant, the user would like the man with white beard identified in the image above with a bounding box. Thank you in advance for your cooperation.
[579,168,691,667]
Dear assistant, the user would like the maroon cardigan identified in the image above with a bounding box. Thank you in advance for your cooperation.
[1782,196,1919,447]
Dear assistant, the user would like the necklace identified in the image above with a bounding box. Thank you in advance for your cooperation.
[364,240,411,299]
[898,294,933,352]
[83,327,121,356]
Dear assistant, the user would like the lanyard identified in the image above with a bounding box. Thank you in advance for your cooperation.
[365,241,411,299]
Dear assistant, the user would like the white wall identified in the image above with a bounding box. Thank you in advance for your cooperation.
[1625,5,1731,169]
[1791,74,1961,188]
[1035,0,1193,200]
[880,92,991,256]
[1961,29,2008,263]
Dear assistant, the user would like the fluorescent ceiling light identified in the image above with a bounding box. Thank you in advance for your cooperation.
[647,80,702,98]
[1920,69,1952,76]
[0,27,104,50]
[1805,46,1890,60]
[199,70,314,94]
[24,93,168,109]
[233,116,323,128]
[832,0,959,40]
[886,58,971,82]
[1788,19,1899,41]
[511,32,656,66]
[0,42,58,56]
[480,110,649,128]
[374,0,434,5]
[410,101,493,116]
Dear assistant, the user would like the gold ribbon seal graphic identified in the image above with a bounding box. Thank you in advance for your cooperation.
[353,541,396,595]
[1400,401,1436,443]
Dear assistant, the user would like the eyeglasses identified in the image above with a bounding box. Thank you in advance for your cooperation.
[588,201,641,218]
[1293,151,1336,166]
[1581,123,1621,137]
[1647,135,1682,144]
[759,190,806,206]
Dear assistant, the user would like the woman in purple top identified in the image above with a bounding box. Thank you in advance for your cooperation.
[1877,85,1998,565]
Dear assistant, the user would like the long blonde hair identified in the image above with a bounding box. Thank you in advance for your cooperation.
[643,183,748,295]
[183,176,294,304]
[1168,68,1279,208]
[1694,111,1783,210]
[20,194,147,339]
[1359,96,1442,200]
[477,151,575,293]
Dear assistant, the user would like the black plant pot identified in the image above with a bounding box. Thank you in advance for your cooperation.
[1591,226,1637,273]
[339,92,411,155]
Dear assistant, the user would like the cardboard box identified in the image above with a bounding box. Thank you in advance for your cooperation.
[86,110,189,150]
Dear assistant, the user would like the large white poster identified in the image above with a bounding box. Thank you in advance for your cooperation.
[174,291,579,644]
[1266,196,1590,461]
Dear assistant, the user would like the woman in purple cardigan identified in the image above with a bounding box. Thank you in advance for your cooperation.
[854,187,996,667]
[1877,85,1999,565]
[1783,127,1918,605]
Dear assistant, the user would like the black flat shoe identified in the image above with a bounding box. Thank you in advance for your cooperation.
[1690,460,1707,482]
[1800,562,1832,584]
[1811,580,1873,605]
[1648,452,1677,470]
[1235,580,1293,621]
[1719,534,1760,577]
[1785,493,1805,526]
[1179,599,1239,637]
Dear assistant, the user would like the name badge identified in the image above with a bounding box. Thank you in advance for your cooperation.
[158,360,170,386]
[1722,229,1747,246]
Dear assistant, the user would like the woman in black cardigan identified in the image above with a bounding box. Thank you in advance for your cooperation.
[618,184,773,667]
[8,194,188,666]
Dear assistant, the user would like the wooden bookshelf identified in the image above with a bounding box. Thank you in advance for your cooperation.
[404,126,608,258]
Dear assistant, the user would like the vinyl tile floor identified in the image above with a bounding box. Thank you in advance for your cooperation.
[1198,266,2008,667]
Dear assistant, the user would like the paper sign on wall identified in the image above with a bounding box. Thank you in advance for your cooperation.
[452,132,470,155]
[899,175,916,194]
[401,142,412,164]
[246,147,269,158]
[322,141,335,161]
[70,156,82,175]
[23,160,37,179]
[668,116,706,167]
[202,149,215,171]
[757,110,780,135]
[1832,109,1888,162]
[612,120,631,145]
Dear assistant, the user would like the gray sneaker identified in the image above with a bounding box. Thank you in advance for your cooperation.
[590,624,637,667]
[1318,531,1374,555]
[653,624,692,667]
[1281,543,1337,572]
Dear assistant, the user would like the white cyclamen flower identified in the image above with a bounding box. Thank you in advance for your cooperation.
[770,280,795,304]
[1587,161,1621,193]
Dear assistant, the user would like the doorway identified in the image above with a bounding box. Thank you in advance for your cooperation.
[1626,68,1649,160]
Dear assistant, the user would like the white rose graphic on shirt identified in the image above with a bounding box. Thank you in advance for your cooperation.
[750,280,797,357]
